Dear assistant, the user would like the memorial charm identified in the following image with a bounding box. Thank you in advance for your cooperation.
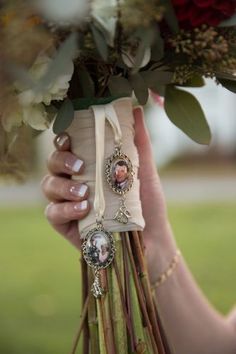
[105,144,134,224]
[82,225,116,298]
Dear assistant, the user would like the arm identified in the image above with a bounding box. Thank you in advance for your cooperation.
[42,107,236,354]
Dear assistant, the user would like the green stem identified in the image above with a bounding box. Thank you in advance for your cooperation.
[88,268,99,354]
[125,232,159,354]
[110,232,128,353]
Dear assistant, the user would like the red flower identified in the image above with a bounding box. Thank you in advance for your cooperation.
[172,0,236,28]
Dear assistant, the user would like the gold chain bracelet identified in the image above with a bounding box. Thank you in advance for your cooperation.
[151,249,181,291]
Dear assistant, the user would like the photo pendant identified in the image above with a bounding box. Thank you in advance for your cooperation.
[105,145,134,224]
[82,225,116,298]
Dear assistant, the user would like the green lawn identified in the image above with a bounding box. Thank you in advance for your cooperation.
[0,204,236,354]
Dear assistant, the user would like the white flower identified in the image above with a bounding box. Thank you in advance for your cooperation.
[33,0,90,26]
[18,55,74,106]
[2,103,51,132]
[22,105,51,130]
[91,0,118,46]
[122,47,151,68]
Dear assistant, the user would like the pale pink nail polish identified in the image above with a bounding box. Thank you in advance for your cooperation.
[74,200,88,211]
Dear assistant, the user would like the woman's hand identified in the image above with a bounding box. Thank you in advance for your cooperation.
[41,134,90,249]
[41,107,174,280]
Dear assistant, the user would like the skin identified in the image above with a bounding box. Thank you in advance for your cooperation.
[41,107,236,354]
[115,164,128,183]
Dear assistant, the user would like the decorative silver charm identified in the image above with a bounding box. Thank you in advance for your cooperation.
[114,197,131,224]
[91,268,104,298]
[105,145,134,223]
[82,224,116,298]
[105,145,134,196]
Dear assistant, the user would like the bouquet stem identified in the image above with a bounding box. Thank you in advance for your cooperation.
[71,231,172,354]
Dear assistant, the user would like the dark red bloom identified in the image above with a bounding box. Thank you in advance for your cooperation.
[172,0,236,28]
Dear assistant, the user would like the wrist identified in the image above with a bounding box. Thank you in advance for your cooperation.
[144,222,178,284]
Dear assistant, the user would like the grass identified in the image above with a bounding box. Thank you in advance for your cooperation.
[0,203,236,354]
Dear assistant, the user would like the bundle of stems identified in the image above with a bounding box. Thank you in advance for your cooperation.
[71,230,173,354]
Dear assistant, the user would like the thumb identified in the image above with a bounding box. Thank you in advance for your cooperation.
[133,106,157,184]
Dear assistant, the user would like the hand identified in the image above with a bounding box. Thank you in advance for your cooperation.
[42,107,173,280]
[41,134,90,249]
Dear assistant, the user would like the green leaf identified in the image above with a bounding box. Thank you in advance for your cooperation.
[129,73,149,105]
[132,27,155,73]
[164,86,211,145]
[219,13,236,27]
[218,78,236,93]
[90,23,108,61]
[179,75,205,88]
[35,32,78,93]
[108,76,132,97]
[78,66,95,97]
[140,70,173,87]
[160,0,179,34]
[53,99,74,134]
[151,25,164,61]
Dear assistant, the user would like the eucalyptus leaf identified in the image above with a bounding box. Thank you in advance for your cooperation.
[179,75,205,88]
[53,99,74,134]
[140,70,173,87]
[160,0,179,34]
[129,73,149,105]
[108,76,132,97]
[91,23,108,61]
[132,27,155,73]
[35,32,78,93]
[164,86,211,145]
[78,66,95,97]
[219,13,236,27]
[151,25,164,61]
[218,78,236,93]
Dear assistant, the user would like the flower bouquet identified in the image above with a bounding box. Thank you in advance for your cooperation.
[1,1,236,353]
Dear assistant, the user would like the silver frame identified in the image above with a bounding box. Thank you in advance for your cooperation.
[105,148,134,195]
[82,227,116,270]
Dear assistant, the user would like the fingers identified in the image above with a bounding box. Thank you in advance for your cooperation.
[133,106,154,158]
[133,106,157,180]
[41,175,88,202]
[53,132,71,151]
[45,200,89,226]
[47,150,84,176]
[44,201,90,249]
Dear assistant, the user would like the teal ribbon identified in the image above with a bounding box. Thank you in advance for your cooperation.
[72,95,128,110]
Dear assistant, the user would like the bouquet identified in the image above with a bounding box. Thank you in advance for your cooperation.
[1,1,236,353]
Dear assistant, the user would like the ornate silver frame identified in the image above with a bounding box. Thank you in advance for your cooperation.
[105,147,134,195]
[82,227,116,270]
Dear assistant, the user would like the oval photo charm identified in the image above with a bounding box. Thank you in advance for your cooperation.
[82,228,116,269]
[105,150,134,195]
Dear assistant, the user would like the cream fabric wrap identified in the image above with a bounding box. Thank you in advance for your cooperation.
[66,97,145,239]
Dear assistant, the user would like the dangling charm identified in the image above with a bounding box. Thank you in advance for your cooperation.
[91,268,104,298]
[114,196,131,224]
[82,221,116,298]
[105,144,134,223]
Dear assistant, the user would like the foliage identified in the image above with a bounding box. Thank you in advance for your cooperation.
[0,0,236,176]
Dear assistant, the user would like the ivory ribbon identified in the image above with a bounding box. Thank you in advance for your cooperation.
[91,103,122,221]
[66,97,145,239]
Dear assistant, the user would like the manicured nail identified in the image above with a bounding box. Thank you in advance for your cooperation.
[55,133,69,147]
[74,200,88,211]
[65,158,83,172]
[70,184,88,197]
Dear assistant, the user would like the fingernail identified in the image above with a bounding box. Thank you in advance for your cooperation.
[74,200,88,211]
[70,184,88,197]
[65,158,83,172]
[44,202,54,217]
[55,133,69,147]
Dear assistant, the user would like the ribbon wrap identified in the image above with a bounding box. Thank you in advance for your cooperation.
[66,97,145,239]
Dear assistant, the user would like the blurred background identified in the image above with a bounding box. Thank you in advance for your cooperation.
[0,79,236,354]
